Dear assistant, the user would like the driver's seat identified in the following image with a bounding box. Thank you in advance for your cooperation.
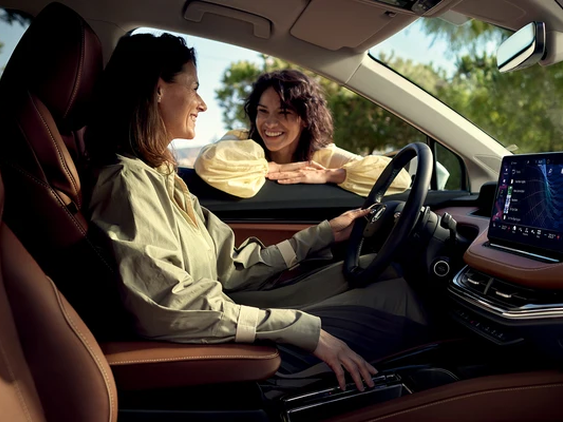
[0,1,125,340]
[0,171,117,421]
[0,0,281,394]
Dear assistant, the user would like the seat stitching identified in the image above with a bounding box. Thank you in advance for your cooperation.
[47,276,115,422]
[4,162,86,235]
[107,351,280,366]
[365,383,563,422]
[0,337,34,421]
[2,161,116,275]
[27,91,80,206]
[63,19,83,120]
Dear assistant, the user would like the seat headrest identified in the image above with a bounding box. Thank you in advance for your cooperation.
[1,2,102,131]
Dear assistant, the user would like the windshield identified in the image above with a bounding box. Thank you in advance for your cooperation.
[370,16,563,154]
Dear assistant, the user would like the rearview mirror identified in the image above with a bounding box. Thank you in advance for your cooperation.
[497,22,546,73]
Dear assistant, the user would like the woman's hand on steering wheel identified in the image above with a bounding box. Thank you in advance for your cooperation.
[329,208,371,243]
[313,329,378,391]
[344,143,433,286]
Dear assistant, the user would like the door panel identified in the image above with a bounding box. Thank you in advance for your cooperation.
[182,168,476,219]
[229,223,313,246]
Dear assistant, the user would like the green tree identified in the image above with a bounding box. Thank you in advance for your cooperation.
[437,52,563,153]
[0,9,32,26]
[420,18,563,153]
[0,9,33,74]
[215,59,263,129]
[216,16,563,159]
[421,18,508,55]
[215,55,441,155]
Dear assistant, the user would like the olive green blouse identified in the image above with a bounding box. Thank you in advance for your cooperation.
[89,154,334,352]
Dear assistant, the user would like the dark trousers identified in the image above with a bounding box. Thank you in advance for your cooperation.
[228,256,429,374]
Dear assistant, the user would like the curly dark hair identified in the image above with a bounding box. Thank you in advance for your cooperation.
[244,69,334,162]
[86,33,196,168]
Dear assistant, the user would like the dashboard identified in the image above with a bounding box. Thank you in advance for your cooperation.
[446,152,563,357]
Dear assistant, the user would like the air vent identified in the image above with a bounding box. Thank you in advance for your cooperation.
[462,269,563,309]
[486,278,538,308]
[458,268,490,294]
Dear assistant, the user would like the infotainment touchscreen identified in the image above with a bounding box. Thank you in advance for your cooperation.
[488,152,563,262]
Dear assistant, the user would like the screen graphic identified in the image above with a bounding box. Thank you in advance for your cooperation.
[488,153,563,259]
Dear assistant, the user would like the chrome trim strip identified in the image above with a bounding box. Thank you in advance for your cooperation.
[489,243,560,263]
[449,266,563,320]
[285,384,405,417]
[284,375,391,403]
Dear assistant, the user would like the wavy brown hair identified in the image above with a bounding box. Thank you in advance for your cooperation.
[86,33,196,168]
[244,69,334,162]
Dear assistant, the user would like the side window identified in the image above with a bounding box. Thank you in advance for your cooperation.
[0,9,31,76]
[435,142,464,190]
[205,46,461,194]
[131,27,262,168]
[131,27,462,192]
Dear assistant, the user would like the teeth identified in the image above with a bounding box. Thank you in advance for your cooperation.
[265,131,282,136]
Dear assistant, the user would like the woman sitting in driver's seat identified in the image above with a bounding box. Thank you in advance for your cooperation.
[86,33,429,392]
[195,69,411,198]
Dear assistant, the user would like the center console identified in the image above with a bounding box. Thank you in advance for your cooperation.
[279,152,563,421]
[276,335,546,422]
[281,374,410,422]
[448,152,563,360]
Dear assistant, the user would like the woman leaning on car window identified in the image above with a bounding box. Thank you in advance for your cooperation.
[86,33,429,392]
[194,69,411,198]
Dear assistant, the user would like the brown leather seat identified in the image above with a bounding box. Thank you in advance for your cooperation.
[0,174,118,421]
[0,1,280,391]
[0,1,125,340]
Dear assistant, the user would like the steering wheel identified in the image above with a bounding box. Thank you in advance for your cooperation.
[344,142,433,287]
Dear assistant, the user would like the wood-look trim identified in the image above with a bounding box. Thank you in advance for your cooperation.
[434,207,563,290]
[464,230,563,290]
[229,223,313,246]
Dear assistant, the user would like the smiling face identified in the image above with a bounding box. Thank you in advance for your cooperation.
[255,87,305,163]
[157,61,207,141]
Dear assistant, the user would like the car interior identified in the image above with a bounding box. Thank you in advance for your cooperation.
[0,0,562,421]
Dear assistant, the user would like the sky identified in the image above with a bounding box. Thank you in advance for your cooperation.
[370,20,458,77]
[0,17,262,150]
[131,27,262,149]
[0,12,470,150]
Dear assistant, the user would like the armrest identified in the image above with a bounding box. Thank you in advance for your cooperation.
[101,341,281,390]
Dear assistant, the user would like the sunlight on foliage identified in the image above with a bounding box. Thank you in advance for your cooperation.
[216,17,563,158]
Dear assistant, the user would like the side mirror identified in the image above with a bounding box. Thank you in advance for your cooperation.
[497,22,546,73]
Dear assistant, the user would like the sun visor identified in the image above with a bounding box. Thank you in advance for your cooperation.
[290,0,456,52]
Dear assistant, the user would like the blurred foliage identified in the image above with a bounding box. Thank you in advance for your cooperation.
[0,9,32,71]
[1,9,32,26]
[215,16,563,176]
[422,17,506,56]
[215,55,427,155]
